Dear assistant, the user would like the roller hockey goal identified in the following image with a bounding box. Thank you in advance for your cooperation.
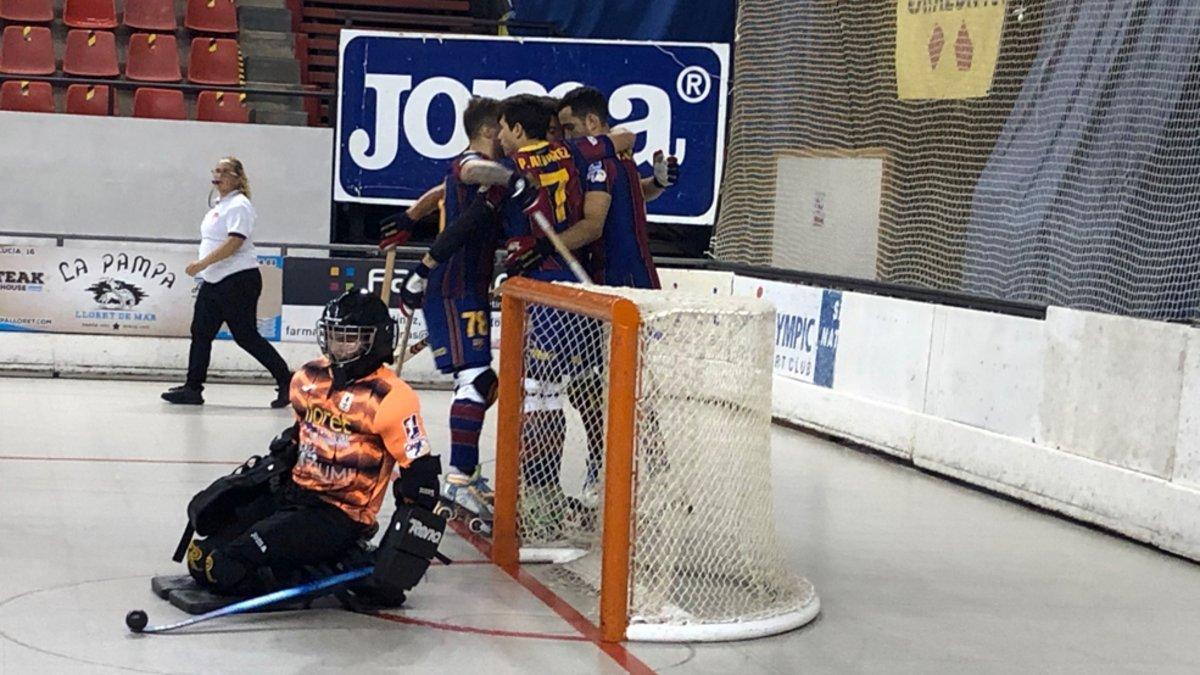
[492,277,820,642]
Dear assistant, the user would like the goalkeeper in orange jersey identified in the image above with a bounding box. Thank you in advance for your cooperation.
[171,289,444,611]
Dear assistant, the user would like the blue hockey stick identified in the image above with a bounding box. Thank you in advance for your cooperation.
[126,566,373,634]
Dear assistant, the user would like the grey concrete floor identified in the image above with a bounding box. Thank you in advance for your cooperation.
[0,377,1197,673]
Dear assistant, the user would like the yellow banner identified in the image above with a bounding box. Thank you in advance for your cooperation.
[896,0,1006,100]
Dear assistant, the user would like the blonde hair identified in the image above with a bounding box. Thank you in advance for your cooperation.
[218,156,252,199]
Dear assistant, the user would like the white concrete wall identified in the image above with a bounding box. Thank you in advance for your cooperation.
[753,278,1200,561]
[1173,332,1200,490]
[1038,307,1188,479]
[926,305,1044,440]
[0,112,333,245]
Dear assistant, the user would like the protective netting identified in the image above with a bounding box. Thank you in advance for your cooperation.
[512,284,818,639]
[714,1,1200,321]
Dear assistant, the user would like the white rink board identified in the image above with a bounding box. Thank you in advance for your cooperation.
[1174,331,1200,490]
[833,291,932,409]
[1038,307,1187,479]
[925,305,1044,440]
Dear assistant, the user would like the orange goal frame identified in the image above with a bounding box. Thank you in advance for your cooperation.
[491,276,639,643]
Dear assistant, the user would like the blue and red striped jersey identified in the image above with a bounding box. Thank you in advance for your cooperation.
[428,150,499,299]
[580,150,660,289]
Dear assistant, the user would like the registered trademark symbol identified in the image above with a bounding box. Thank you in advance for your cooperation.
[676,66,711,103]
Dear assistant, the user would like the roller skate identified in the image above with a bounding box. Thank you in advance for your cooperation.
[436,467,494,535]
[562,477,600,540]
[519,484,566,543]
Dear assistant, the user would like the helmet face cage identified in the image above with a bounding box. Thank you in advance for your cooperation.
[316,317,377,366]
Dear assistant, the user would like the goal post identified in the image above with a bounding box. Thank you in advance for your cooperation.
[492,276,820,643]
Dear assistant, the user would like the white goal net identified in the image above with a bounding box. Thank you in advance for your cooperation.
[500,280,819,642]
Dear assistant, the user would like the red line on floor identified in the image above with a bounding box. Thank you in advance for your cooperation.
[370,611,588,642]
[0,454,239,466]
[447,520,656,675]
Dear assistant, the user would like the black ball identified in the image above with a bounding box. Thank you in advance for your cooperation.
[125,610,149,633]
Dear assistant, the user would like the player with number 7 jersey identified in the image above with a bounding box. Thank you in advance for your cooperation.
[495,94,619,282]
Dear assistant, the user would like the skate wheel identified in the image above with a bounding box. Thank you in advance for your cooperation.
[468,518,486,534]
[433,504,452,519]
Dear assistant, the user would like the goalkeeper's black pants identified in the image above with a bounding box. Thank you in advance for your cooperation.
[187,491,366,596]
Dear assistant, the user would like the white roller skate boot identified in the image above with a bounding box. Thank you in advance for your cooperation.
[438,467,494,534]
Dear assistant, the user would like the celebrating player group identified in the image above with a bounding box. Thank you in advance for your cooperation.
[379,88,679,535]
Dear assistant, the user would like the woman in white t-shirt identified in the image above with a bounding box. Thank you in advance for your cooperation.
[162,157,292,407]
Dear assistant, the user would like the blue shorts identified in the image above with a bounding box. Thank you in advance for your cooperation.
[521,270,604,381]
[422,294,492,374]
[526,301,603,382]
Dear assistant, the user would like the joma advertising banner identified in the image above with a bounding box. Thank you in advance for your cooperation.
[335,30,729,225]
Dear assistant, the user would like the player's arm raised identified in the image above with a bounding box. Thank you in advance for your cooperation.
[506,190,610,277]
[409,184,445,220]
[608,127,636,154]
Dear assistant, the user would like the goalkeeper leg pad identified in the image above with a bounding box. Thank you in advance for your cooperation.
[371,505,447,600]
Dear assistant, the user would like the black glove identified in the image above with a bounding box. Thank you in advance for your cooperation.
[507,172,542,211]
[379,211,414,251]
[395,454,441,510]
[504,235,555,276]
[268,424,299,459]
[399,261,430,313]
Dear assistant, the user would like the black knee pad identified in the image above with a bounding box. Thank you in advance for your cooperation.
[473,368,498,406]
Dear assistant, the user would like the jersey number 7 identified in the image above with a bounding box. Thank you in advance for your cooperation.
[538,168,569,223]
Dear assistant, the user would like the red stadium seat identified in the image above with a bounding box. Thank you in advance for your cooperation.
[184,0,238,35]
[63,29,119,77]
[63,0,117,29]
[133,87,185,119]
[0,79,53,112]
[65,83,110,115]
[196,90,248,123]
[0,0,53,23]
[123,0,177,32]
[187,37,240,86]
[0,25,55,75]
[125,32,181,82]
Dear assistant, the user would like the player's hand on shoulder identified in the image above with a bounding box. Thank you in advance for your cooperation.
[653,150,679,189]
[504,235,554,276]
[399,261,429,313]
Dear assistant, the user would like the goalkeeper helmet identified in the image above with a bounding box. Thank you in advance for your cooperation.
[317,289,397,387]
